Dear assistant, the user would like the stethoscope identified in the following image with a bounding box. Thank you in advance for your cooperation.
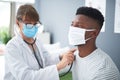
[59,63,73,77]
[24,38,75,77]
[24,38,43,68]
[59,55,76,77]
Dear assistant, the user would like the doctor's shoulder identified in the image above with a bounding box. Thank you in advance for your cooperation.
[6,36,22,51]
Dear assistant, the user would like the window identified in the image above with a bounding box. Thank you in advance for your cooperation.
[0,0,35,44]
[1,0,34,3]
[0,2,10,44]
[114,0,120,33]
[0,2,10,28]
[85,0,106,32]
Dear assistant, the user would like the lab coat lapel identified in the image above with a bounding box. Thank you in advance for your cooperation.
[36,39,45,67]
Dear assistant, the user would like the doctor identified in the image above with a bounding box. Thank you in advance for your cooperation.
[4,4,75,80]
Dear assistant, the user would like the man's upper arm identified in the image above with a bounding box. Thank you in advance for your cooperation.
[92,67,120,80]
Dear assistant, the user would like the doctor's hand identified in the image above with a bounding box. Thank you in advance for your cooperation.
[56,48,76,71]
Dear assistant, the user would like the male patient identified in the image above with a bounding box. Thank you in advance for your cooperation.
[68,6,120,80]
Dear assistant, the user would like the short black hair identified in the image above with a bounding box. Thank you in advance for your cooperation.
[76,6,104,29]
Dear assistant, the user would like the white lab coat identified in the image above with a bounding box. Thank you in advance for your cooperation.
[4,33,60,80]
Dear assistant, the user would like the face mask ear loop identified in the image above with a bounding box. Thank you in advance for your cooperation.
[86,29,96,31]
[85,29,96,42]
[85,37,92,42]
[85,34,96,42]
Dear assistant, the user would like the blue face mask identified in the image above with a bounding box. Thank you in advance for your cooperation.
[22,24,39,38]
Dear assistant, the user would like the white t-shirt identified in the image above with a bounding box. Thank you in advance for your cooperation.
[72,48,120,80]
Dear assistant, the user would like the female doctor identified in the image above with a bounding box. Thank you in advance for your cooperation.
[4,4,75,80]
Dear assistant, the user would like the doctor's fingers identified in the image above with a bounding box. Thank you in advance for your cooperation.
[67,54,75,63]
[69,48,77,53]
[61,48,76,58]
[67,57,74,64]
[68,53,74,59]
[66,49,76,55]
[67,53,75,59]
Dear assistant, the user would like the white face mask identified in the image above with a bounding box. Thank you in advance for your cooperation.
[68,26,95,45]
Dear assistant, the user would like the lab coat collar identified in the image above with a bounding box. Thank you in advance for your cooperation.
[16,32,38,45]
[15,32,45,68]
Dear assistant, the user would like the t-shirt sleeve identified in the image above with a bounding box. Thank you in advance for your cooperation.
[91,67,120,80]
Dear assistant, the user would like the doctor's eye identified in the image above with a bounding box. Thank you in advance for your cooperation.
[35,23,41,27]
[25,23,41,29]
[25,24,34,29]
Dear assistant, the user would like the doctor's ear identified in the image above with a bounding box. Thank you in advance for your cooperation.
[16,20,19,26]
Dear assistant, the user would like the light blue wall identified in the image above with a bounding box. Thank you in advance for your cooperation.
[34,0,85,45]
[35,0,120,71]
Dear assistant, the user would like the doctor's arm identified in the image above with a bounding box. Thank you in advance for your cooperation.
[57,49,76,71]
[5,44,59,80]
[40,44,76,71]
[5,42,75,80]
[39,41,76,69]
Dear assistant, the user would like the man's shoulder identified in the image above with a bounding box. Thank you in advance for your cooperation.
[96,48,119,71]
[96,48,111,60]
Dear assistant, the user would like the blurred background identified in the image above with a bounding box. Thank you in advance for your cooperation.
[0,0,120,80]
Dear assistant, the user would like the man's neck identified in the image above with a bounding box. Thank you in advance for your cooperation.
[77,43,97,58]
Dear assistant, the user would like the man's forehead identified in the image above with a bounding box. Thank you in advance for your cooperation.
[73,15,89,24]
[75,15,90,20]
[73,15,99,29]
